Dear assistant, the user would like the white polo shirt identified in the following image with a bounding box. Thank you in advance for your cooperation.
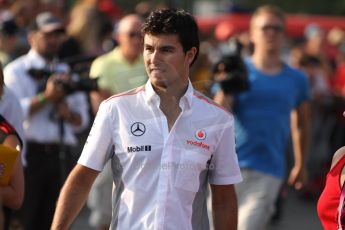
[79,80,242,230]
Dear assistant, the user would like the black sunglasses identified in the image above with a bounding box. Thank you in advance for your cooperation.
[128,31,142,39]
[260,25,284,33]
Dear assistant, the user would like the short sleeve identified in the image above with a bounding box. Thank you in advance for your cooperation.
[89,57,102,79]
[208,117,242,185]
[78,101,114,171]
[296,71,310,107]
[89,57,114,93]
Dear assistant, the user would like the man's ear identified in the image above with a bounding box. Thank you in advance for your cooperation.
[186,47,197,66]
[27,31,35,46]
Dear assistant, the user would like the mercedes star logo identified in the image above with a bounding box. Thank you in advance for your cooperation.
[131,122,146,136]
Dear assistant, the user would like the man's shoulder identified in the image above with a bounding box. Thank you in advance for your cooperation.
[3,55,29,81]
[193,90,232,119]
[92,48,119,65]
[283,64,308,80]
[5,54,27,71]
[284,63,303,73]
[104,86,145,104]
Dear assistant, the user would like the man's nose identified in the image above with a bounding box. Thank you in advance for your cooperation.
[150,50,161,64]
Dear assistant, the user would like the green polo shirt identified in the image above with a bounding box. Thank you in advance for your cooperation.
[90,47,147,94]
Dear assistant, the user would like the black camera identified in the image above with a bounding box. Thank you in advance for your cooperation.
[212,54,249,95]
[27,68,98,94]
[212,37,249,95]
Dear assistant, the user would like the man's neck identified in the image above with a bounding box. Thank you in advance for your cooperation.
[120,49,139,64]
[251,51,283,75]
[154,83,187,105]
[154,82,188,131]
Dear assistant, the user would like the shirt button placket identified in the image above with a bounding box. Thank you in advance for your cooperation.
[155,114,172,229]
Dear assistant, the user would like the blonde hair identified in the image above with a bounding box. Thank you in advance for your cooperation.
[67,3,113,54]
[250,5,286,28]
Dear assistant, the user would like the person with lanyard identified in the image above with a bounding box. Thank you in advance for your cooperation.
[0,115,23,230]
[3,12,89,230]
[51,8,242,230]
[318,111,345,230]
[0,61,24,230]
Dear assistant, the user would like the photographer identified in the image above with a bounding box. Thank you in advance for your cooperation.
[3,12,89,230]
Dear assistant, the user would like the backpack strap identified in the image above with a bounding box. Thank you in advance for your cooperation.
[338,180,345,230]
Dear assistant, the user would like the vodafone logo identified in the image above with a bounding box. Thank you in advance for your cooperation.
[195,129,206,140]
[186,140,210,150]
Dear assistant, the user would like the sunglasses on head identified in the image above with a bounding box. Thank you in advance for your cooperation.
[260,25,284,33]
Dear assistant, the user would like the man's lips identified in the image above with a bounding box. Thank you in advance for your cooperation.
[150,68,164,72]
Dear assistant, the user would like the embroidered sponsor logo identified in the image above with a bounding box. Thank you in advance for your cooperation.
[127,145,151,153]
[131,122,146,136]
[186,140,210,150]
[195,129,206,140]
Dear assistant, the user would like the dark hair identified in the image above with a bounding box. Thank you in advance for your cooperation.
[142,8,200,66]
[0,19,18,36]
[299,54,321,67]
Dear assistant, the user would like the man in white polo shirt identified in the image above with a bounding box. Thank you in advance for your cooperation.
[52,8,242,230]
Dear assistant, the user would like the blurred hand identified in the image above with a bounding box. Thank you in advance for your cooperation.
[44,73,69,103]
[56,100,81,126]
[287,165,308,190]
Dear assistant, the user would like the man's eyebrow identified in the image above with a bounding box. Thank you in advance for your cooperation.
[159,45,175,50]
[144,44,176,51]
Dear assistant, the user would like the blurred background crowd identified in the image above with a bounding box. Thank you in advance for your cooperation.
[1,0,345,229]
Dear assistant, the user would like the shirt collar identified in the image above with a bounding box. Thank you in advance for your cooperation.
[144,80,194,111]
[27,49,60,70]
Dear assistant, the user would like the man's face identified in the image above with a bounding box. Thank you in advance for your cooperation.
[250,13,285,53]
[31,30,65,59]
[143,34,196,89]
[117,20,143,58]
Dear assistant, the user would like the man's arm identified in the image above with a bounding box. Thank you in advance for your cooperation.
[51,164,99,230]
[210,184,238,230]
[288,101,310,189]
[90,89,112,115]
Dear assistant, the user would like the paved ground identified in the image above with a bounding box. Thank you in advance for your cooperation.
[71,187,323,230]
[268,188,323,230]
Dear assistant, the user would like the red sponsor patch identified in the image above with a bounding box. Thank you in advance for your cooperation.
[195,129,206,140]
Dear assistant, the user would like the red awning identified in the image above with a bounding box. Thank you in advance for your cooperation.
[196,13,345,40]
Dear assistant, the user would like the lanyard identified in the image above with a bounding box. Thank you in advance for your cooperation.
[338,183,345,230]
